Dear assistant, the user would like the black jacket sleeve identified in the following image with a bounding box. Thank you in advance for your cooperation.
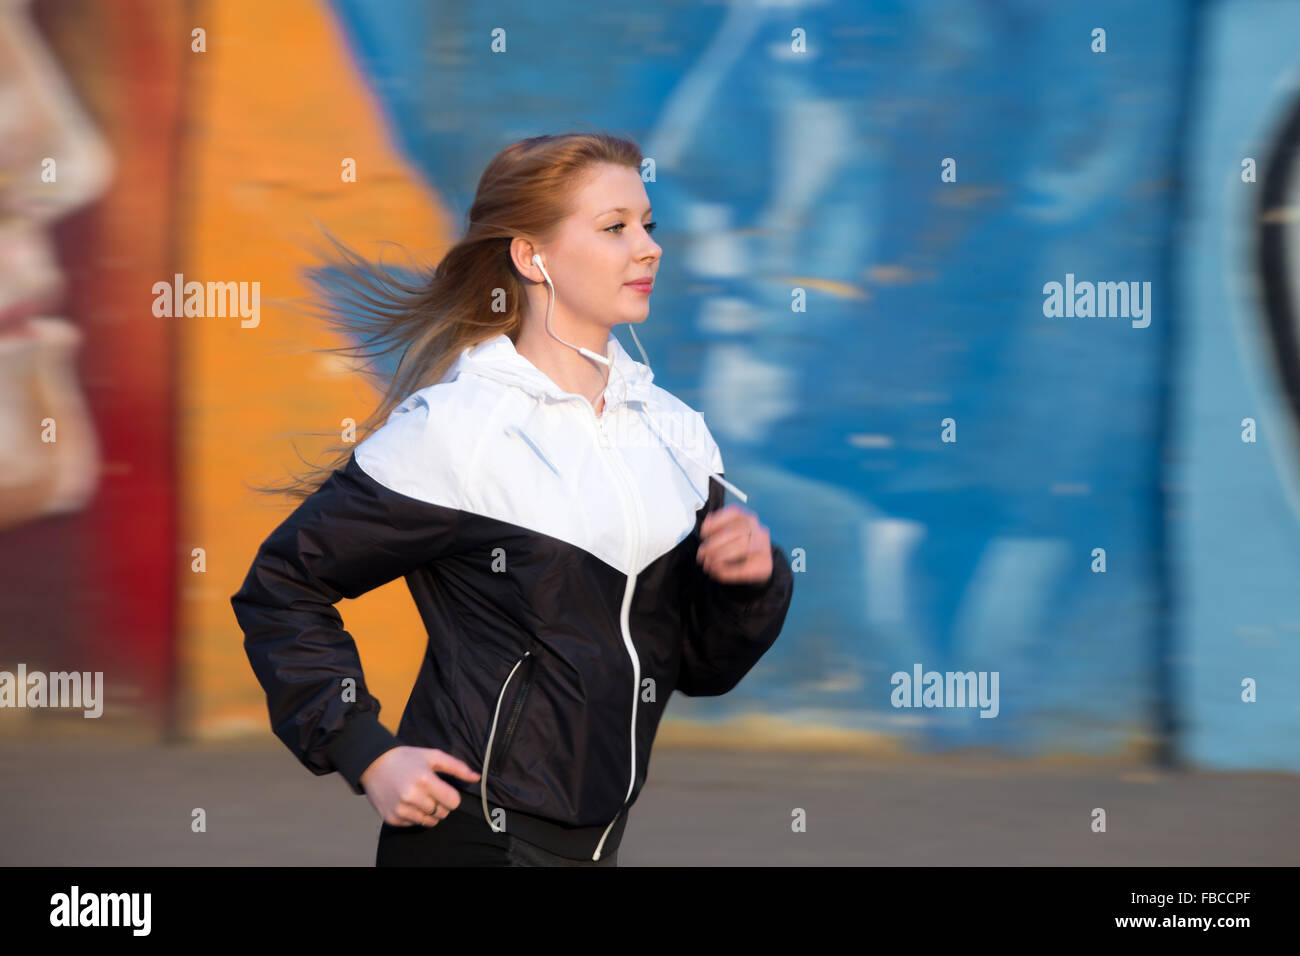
[230,452,460,795]
[675,473,795,696]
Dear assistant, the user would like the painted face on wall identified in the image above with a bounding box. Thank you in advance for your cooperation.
[0,0,113,529]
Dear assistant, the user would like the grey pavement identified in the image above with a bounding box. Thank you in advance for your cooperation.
[1,734,1296,866]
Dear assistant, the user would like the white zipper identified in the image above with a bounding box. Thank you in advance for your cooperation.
[479,652,530,832]
[583,400,645,861]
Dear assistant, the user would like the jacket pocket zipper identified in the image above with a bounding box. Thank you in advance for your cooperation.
[491,651,536,769]
[479,648,536,833]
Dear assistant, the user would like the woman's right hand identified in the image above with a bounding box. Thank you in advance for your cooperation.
[359,746,481,827]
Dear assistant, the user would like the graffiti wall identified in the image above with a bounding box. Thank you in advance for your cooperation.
[2,0,1295,772]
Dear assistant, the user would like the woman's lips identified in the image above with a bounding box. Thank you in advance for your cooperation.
[0,283,65,336]
[624,280,653,294]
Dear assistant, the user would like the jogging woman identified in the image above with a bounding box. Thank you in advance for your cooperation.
[231,132,795,867]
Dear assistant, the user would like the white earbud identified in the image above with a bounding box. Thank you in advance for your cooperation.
[531,253,550,283]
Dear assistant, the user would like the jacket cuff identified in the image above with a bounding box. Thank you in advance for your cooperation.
[326,711,401,795]
[714,544,786,607]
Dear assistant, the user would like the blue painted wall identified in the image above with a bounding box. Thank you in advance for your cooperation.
[1172,0,1300,772]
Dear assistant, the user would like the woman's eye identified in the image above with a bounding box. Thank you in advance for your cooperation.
[606,221,658,235]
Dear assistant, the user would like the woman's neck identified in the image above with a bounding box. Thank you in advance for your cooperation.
[514,320,612,414]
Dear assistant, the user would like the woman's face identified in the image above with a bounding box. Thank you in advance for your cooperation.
[536,162,661,330]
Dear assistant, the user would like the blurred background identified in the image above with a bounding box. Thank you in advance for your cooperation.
[1,0,1297,865]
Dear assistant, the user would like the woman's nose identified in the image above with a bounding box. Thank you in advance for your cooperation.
[0,6,115,228]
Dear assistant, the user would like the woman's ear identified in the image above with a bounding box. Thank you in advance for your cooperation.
[509,237,540,280]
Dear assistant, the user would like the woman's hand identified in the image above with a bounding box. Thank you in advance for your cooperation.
[696,504,773,586]
[359,746,481,827]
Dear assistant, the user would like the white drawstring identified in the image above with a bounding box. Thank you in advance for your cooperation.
[610,327,749,504]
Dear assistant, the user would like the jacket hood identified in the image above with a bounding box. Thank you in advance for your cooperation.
[443,328,749,503]
[447,331,657,414]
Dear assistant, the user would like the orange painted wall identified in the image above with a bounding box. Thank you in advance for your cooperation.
[177,0,452,740]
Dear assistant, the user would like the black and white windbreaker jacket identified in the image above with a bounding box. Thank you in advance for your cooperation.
[230,331,795,861]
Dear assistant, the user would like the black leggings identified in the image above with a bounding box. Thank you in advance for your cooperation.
[375,806,619,867]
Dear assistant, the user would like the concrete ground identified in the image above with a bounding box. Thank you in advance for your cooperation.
[1,733,1296,866]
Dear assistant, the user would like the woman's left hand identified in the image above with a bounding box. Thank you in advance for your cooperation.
[696,504,773,586]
